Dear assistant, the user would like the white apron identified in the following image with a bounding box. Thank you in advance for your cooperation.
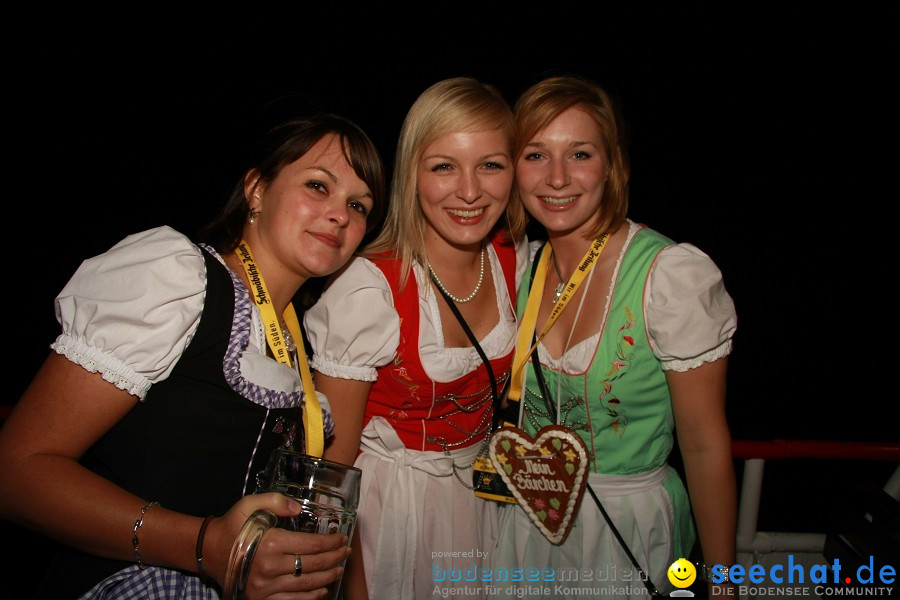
[490,465,681,599]
[355,416,499,600]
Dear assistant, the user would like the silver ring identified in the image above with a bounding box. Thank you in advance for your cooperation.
[293,554,302,577]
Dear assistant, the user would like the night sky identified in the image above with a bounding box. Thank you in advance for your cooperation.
[1,8,895,596]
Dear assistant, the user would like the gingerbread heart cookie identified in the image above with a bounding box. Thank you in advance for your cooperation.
[488,425,589,544]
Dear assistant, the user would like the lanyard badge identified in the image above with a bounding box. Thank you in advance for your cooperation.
[485,236,608,543]
[234,241,324,457]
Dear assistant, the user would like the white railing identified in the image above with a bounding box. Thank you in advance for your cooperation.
[730,440,900,600]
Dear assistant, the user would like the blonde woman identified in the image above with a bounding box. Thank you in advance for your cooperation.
[305,77,528,600]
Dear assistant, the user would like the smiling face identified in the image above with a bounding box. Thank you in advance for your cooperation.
[515,106,609,239]
[417,129,513,252]
[668,558,697,588]
[245,133,374,279]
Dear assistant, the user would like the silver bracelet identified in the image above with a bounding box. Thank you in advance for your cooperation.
[697,562,730,584]
[132,501,160,569]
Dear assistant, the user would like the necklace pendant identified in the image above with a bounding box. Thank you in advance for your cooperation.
[281,321,296,353]
[554,283,564,302]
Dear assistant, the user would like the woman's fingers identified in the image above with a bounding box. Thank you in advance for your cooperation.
[281,549,346,590]
[284,544,351,579]
[225,492,353,598]
[259,527,351,574]
[243,550,347,598]
[234,491,304,520]
[242,525,351,597]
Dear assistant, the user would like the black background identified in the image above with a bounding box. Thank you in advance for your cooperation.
[2,7,896,595]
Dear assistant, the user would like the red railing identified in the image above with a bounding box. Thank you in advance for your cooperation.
[730,438,900,557]
[732,439,900,461]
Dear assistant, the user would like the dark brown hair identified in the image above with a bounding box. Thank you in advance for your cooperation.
[201,114,386,253]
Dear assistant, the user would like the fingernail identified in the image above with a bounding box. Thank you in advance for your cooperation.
[288,499,301,512]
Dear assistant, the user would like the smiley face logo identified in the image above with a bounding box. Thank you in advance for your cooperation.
[668,558,697,588]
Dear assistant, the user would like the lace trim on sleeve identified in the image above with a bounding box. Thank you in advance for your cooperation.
[310,355,379,382]
[660,339,733,373]
[50,333,152,399]
[304,257,399,381]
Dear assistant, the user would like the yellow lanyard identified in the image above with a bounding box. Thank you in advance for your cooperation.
[234,241,324,457]
[507,234,610,406]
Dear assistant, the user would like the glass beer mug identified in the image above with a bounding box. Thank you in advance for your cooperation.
[224,448,361,600]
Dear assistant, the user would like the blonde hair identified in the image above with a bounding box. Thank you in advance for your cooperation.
[364,77,526,287]
[513,75,630,238]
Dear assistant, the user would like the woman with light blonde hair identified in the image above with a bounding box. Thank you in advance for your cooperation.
[305,77,528,600]
[366,77,528,285]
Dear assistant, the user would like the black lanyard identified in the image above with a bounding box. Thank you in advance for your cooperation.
[527,244,558,422]
[429,270,502,430]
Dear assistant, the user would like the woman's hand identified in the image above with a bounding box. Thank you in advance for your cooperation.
[206,492,351,599]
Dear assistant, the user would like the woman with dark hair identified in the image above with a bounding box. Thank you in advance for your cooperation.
[0,113,385,599]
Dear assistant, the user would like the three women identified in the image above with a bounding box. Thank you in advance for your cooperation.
[1,73,737,600]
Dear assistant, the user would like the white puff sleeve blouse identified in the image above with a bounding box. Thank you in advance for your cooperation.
[50,226,207,399]
[536,221,737,373]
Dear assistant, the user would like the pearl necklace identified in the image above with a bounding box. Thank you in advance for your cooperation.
[428,246,485,304]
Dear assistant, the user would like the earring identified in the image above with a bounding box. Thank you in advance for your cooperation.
[248,209,260,224]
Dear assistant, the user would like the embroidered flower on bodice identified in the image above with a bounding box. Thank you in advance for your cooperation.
[598,306,637,438]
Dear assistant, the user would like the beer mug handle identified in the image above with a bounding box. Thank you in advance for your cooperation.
[223,509,278,600]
